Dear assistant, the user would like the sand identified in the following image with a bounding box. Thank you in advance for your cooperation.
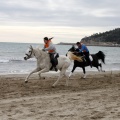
[0,71,120,120]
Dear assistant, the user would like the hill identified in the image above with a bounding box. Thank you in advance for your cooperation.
[81,28,120,46]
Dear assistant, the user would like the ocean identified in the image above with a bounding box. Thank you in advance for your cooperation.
[0,42,120,74]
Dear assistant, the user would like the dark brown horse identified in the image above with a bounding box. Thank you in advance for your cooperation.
[67,45,105,78]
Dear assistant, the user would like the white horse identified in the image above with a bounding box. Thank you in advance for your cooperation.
[24,45,71,87]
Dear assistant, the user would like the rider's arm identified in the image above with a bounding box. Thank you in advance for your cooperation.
[44,42,55,51]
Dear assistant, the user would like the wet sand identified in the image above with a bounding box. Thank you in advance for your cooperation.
[0,71,120,120]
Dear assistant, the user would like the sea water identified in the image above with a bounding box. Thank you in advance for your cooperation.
[0,42,120,74]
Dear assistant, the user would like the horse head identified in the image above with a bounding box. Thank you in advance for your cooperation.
[68,45,76,52]
[67,45,80,55]
[24,45,34,60]
[66,45,76,56]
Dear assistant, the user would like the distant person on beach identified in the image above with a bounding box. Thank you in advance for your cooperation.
[76,42,92,68]
[43,37,58,71]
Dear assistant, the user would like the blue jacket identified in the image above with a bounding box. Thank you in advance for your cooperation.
[79,44,89,53]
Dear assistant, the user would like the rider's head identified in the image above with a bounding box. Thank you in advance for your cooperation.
[76,42,82,48]
[44,37,48,43]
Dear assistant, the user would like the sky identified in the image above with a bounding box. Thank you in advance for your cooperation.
[0,0,120,44]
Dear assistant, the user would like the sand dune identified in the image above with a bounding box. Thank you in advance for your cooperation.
[0,71,120,120]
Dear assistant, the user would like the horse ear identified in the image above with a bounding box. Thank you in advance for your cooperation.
[72,45,75,48]
[30,45,33,50]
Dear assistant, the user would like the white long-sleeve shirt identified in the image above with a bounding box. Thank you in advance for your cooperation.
[44,41,56,53]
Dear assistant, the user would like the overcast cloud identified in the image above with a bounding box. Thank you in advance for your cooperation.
[0,0,120,43]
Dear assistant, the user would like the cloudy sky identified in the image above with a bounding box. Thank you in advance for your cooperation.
[0,0,120,44]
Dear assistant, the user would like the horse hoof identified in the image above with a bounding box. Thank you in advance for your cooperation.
[81,77,86,79]
[25,81,28,83]
[52,85,55,88]
[39,77,45,80]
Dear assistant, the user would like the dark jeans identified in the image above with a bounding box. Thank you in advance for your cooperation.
[49,53,56,68]
[83,52,91,65]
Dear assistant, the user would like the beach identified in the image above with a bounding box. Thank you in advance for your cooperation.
[0,71,120,120]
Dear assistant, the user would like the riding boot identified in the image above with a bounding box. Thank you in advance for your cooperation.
[53,59,58,71]
[53,61,58,72]
[50,62,58,71]
[54,67,58,72]
[52,63,58,71]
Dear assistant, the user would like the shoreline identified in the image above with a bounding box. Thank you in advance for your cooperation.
[0,69,120,76]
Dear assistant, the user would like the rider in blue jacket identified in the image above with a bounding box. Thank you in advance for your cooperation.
[76,42,92,68]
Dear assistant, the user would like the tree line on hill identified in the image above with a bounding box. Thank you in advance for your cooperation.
[81,28,120,44]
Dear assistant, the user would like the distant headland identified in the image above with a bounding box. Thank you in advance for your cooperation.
[57,42,120,47]
[57,42,75,45]
[57,28,120,47]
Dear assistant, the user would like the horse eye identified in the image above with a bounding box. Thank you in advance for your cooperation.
[29,51,31,52]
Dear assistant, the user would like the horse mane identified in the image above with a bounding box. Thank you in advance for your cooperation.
[67,51,83,62]
[33,47,49,59]
[39,48,49,57]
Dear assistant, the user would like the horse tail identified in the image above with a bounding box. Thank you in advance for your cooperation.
[96,51,105,64]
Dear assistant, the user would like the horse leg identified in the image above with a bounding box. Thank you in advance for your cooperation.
[38,74,46,79]
[96,65,100,72]
[64,72,69,86]
[38,68,49,79]
[52,70,69,87]
[99,63,105,72]
[25,68,40,83]
[52,73,63,87]
[52,64,69,87]
[64,69,71,86]
[93,60,100,72]
[69,65,76,78]
[38,71,46,79]
[82,67,86,78]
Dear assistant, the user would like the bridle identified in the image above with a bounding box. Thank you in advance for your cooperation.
[25,48,33,59]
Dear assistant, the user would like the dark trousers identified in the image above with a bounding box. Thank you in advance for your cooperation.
[49,53,56,67]
[83,52,91,65]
